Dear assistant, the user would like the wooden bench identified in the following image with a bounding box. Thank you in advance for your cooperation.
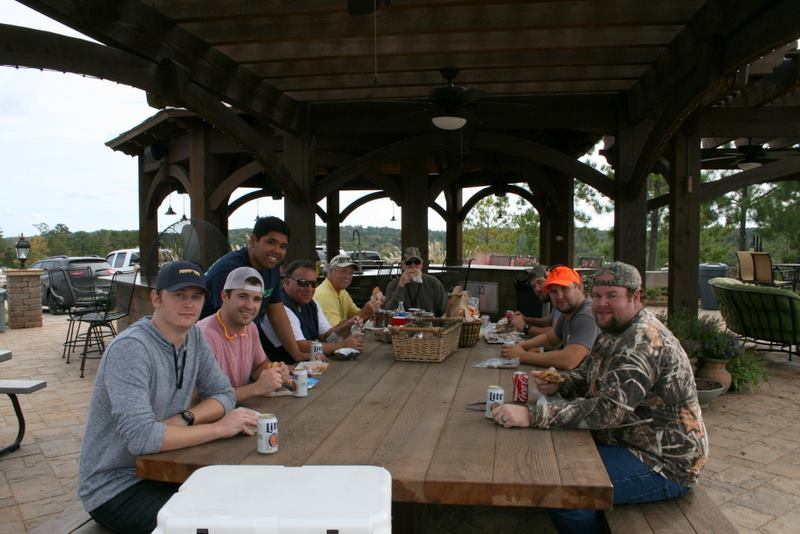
[0,379,47,456]
[604,487,735,533]
[29,500,110,534]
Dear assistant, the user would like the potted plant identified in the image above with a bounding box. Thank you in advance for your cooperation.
[727,350,769,392]
[659,311,741,392]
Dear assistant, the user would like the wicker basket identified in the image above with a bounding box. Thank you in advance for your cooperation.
[390,319,462,362]
[456,319,483,347]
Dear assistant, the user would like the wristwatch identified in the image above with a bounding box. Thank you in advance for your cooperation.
[180,410,195,426]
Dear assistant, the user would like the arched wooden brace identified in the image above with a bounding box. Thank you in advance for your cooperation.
[458,184,537,222]
[144,164,190,219]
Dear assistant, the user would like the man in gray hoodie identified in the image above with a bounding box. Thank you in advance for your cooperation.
[78,261,259,533]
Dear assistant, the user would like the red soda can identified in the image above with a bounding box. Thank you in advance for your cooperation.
[512,371,529,403]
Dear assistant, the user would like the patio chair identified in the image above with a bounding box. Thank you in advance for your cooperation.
[735,250,755,282]
[488,254,513,266]
[751,252,796,291]
[71,271,137,377]
[47,268,104,360]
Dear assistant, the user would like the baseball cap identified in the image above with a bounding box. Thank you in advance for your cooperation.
[592,262,642,291]
[328,254,357,269]
[156,261,208,293]
[403,247,422,263]
[526,265,547,281]
[223,266,264,292]
[545,265,582,289]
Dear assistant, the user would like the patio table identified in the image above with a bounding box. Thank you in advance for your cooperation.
[0,350,10,363]
[775,263,800,283]
[137,336,612,510]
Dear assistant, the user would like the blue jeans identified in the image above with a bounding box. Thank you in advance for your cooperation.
[548,444,689,534]
[89,480,180,533]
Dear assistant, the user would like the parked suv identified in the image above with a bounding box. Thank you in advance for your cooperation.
[29,256,113,314]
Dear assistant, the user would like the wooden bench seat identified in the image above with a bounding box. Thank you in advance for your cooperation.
[604,487,734,533]
[0,379,47,456]
[29,500,110,534]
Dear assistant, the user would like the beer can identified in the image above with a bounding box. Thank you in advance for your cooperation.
[256,413,279,454]
[512,371,529,403]
[310,341,324,361]
[485,385,505,419]
[292,369,309,397]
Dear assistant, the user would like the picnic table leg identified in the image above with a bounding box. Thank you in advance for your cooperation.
[0,394,26,456]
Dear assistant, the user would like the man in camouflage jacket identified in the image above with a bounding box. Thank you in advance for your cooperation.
[493,262,708,533]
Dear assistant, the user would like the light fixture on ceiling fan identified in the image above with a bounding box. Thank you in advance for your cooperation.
[432,114,467,131]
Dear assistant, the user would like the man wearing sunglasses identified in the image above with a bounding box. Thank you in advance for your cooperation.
[314,254,384,326]
[501,265,597,370]
[263,260,363,363]
[385,247,448,317]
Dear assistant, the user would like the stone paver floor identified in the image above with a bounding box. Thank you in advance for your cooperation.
[2,311,800,531]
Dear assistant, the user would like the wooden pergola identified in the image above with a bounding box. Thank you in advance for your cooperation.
[2,1,800,313]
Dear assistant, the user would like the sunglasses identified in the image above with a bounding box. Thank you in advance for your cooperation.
[404,259,422,266]
[290,278,317,288]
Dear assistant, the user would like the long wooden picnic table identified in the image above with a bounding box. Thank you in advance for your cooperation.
[137,335,612,510]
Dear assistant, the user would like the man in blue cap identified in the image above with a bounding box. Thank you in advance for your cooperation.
[78,261,259,534]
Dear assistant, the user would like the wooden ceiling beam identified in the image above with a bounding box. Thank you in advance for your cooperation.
[155,0,698,23]
[698,107,800,138]
[272,65,646,93]
[180,1,698,44]
[247,48,661,79]
[291,80,632,102]
[18,0,302,133]
[217,26,680,64]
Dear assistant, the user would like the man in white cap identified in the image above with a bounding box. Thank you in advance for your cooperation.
[385,247,448,316]
[263,259,363,363]
[197,266,290,401]
[78,261,258,533]
[314,254,383,325]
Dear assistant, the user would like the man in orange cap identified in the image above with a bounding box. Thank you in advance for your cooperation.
[501,265,598,369]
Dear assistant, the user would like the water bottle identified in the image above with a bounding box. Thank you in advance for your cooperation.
[350,321,362,336]
[397,300,405,312]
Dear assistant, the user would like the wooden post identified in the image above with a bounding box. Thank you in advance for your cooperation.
[668,132,701,315]
[613,120,648,280]
[326,194,341,261]
[445,186,463,265]
[283,131,317,264]
[401,158,430,263]
[139,158,159,285]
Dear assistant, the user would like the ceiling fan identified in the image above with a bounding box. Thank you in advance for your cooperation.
[427,67,487,130]
[702,140,800,171]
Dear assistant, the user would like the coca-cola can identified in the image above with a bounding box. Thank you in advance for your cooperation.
[512,371,529,403]
[292,369,308,397]
[256,413,279,454]
[310,341,324,361]
[485,385,504,419]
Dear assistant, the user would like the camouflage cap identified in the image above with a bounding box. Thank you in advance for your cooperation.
[592,261,642,291]
[525,265,547,281]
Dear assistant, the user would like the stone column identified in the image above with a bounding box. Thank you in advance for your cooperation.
[5,269,44,328]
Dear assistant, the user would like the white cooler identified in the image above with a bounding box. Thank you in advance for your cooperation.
[152,465,392,534]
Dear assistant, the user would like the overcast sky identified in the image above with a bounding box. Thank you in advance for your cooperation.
[0,0,611,244]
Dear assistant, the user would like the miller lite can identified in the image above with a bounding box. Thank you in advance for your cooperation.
[310,341,324,361]
[513,371,529,403]
[485,385,504,419]
[256,413,279,454]
[292,369,309,397]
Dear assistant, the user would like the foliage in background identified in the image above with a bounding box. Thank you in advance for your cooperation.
[727,351,769,392]
[658,310,746,362]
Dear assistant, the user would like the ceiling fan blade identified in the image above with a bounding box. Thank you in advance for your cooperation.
[461,87,488,106]
[702,156,739,162]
